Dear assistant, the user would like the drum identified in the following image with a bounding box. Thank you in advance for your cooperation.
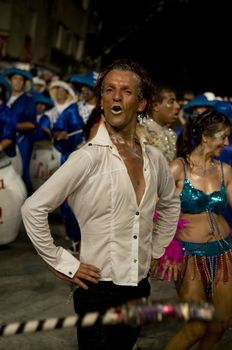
[29,140,61,191]
[10,145,23,176]
[0,154,27,245]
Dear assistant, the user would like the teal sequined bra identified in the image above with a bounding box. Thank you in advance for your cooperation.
[179,159,227,215]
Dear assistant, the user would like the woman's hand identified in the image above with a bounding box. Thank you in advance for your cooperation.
[150,257,182,281]
[149,257,159,277]
[160,261,181,281]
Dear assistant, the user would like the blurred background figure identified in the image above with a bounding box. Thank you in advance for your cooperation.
[0,75,27,245]
[183,93,216,118]
[71,71,101,141]
[178,89,195,107]
[71,71,98,123]
[213,100,232,227]
[175,89,195,135]
[4,67,36,196]
[70,73,87,102]
[0,75,16,158]
[29,93,61,191]
[33,93,54,142]
[47,80,76,127]
[52,86,85,255]
[32,76,46,95]
[51,71,99,254]
[141,85,180,162]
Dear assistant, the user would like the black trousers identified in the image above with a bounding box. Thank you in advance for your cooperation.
[73,277,150,350]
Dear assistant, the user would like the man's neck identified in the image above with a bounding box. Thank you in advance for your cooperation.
[152,116,166,127]
[106,123,138,148]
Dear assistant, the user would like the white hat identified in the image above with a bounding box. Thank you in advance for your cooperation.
[49,80,76,103]
[33,77,46,92]
[204,91,216,101]
[33,76,46,86]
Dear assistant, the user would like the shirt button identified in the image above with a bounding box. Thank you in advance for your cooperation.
[133,259,137,263]
[68,271,72,276]
[88,143,92,146]
[133,235,137,239]
[136,211,139,215]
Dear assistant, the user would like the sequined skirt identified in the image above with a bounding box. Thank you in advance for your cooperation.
[179,235,232,297]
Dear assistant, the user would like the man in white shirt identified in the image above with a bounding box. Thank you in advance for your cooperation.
[21,59,180,350]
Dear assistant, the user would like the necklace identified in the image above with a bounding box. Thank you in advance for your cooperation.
[190,158,217,177]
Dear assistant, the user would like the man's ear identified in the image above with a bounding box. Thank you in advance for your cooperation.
[152,102,160,113]
[138,99,147,113]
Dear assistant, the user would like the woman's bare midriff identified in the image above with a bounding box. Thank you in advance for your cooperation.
[177,212,230,243]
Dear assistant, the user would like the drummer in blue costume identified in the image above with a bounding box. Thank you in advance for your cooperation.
[71,71,98,124]
[33,93,54,142]
[214,101,232,227]
[4,67,36,195]
[0,76,16,157]
[52,81,85,253]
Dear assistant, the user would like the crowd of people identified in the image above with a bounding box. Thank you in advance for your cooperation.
[0,65,99,251]
[1,58,232,349]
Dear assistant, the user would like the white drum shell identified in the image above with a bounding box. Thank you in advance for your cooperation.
[0,161,27,245]
[11,145,23,176]
[29,141,61,191]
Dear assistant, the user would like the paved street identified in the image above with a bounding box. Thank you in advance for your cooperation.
[0,213,232,350]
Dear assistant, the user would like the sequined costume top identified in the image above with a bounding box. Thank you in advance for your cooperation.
[179,159,227,215]
[141,118,177,162]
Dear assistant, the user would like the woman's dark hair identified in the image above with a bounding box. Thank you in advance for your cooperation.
[177,109,232,161]
[94,58,156,117]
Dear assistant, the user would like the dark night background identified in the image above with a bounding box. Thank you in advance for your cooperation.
[88,0,231,97]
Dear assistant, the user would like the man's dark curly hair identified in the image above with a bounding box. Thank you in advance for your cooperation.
[94,59,156,117]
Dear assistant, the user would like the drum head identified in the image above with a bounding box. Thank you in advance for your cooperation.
[10,146,23,176]
[0,164,26,245]
[29,143,61,191]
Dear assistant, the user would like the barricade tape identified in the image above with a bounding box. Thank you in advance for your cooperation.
[0,299,216,336]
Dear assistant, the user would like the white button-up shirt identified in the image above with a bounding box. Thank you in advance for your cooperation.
[21,122,180,286]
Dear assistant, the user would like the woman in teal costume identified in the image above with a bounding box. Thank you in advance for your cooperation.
[159,110,232,349]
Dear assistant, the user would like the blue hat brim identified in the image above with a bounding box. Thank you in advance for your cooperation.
[183,99,215,112]
[3,67,32,82]
[70,74,87,85]
[71,74,95,88]
[213,101,232,120]
[33,93,54,109]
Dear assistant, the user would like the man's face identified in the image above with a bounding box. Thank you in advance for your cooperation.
[153,91,180,126]
[101,69,146,130]
[36,103,47,114]
[81,85,94,102]
[10,74,25,93]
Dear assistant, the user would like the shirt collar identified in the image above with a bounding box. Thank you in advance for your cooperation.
[90,121,147,151]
